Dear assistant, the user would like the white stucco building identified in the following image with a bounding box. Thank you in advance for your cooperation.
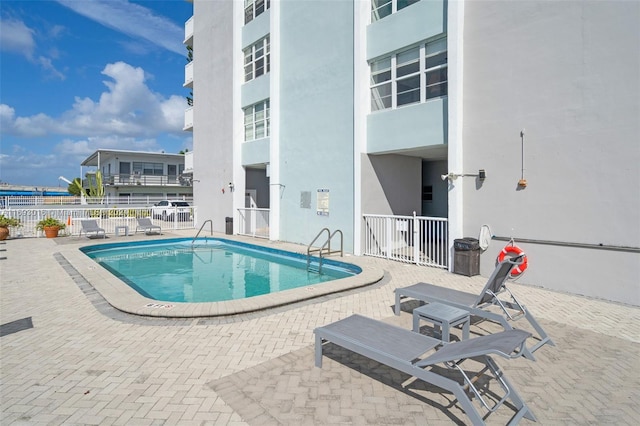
[184,0,640,305]
[81,149,193,199]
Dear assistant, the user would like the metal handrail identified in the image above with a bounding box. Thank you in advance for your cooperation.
[306,228,343,273]
[192,219,213,244]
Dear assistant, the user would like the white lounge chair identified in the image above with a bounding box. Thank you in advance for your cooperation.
[135,217,161,235]
[79,220,106,239]
[315,314,536,425]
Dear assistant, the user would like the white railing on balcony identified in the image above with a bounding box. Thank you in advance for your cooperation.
[363,213,449,268]
[184,16,194,44]
[0,195,193,208]
[237,208,269,239]
[184,61,193,88]
[0,206,197,238]
[184,107,193,131]
[103,173,191,187]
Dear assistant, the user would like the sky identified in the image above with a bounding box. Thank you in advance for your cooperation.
[0,0,194,187]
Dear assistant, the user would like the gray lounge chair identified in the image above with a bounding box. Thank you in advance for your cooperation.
[79,220,106,239]
[135,217,162,235]
[395,256,554,358]
[315,314,536,425]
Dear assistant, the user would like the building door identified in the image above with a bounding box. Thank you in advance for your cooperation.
[245,189,257,208]
[168,164,177,184]
[119,162,131,184]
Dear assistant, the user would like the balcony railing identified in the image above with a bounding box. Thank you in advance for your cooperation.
[184,61,193,88]
[184,107,193,131]
[103,174,192,187]
[184,16,194,45]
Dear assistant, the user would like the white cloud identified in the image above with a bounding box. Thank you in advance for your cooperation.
[0,17,65,79]
[0,18,36,59]
[56,0,185,56]
[1,61,186,138]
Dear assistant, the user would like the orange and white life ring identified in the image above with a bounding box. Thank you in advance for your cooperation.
[497,244,528,277]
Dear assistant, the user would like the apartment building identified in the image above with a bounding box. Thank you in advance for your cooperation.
[81,149,193,199]
[184,0,639,305]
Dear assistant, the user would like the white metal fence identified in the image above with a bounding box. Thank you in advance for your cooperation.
[1,206,197,238]
[363,213,449,268]
[237,208,270,239]
[0,195,193,208]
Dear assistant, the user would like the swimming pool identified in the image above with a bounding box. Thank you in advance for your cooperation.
[81,238,361,303]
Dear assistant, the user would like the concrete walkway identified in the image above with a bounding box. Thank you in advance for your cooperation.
[1,232,638,425]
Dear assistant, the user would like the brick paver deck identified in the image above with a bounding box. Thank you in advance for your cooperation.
[1,232,638,425]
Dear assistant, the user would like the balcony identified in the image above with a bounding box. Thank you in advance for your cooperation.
[103,174,192,187]
[184,61,193,88]
[184,107,193,131]
[184,16,194,45]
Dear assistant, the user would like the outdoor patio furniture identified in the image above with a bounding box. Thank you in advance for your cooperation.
[394,256,554,358]
[135,218,161,235]
[315,314,536,425]
[79,220,106,239]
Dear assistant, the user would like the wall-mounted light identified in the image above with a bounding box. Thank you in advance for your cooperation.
[441,170,487,181]
[228,182,234,192]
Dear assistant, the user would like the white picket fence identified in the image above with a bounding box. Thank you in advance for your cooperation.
[1,206,197,238]
[363,213,449,268]
[0,195,193,208]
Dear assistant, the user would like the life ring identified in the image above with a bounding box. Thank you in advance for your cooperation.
[497,244,528,277]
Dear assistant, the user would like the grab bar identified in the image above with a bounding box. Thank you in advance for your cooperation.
[192,219,213,244]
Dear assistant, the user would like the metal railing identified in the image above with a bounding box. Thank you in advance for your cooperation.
[103,174,192,187]
[306,228,343,273]
[237,208,270,238]
[1,195,193,208]
[363,212,449,268]
[0,206,197,238]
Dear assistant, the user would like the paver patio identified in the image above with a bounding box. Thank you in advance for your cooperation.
[1,232,638,425]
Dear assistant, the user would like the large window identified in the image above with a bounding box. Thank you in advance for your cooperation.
[370,37,447,111]
[244,99,270,141]
[371,0,420,22]
[133,162,164,176]
[244,36,270,82]
[245,0,270,24]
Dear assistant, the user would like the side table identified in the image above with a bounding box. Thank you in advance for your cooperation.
[413,302,470,342]
[115,225,129,237]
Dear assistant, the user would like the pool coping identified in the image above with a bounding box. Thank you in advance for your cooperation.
[56,233,385,318]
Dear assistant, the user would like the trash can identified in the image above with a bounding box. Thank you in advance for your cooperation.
[453,237,480,277]
[225,217,233,235]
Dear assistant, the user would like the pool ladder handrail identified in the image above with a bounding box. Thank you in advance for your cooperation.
[307,228,343,273]
[192,219,213,245]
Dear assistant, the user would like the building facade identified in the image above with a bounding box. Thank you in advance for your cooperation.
[81,149,193,199]
[185,0,639,305]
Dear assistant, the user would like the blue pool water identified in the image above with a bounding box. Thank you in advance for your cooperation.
[81,238,361,303]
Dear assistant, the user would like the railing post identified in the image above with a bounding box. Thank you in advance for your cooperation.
[413,211,419,264]
[385,216,392,259]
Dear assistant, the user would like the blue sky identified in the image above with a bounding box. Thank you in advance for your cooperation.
[0,0,193,187]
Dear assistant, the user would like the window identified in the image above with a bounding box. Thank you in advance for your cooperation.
[396,47,420,107]
[244,99,270,141]
[370,58,392,110]
[371,0,420,22]
[370,37,447,111]
[422,185,433,202]
[133,162,164,176]
[244,36,270,82]
[425,38,448,100]
[245,0,270,24]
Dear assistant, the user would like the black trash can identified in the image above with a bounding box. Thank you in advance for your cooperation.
[453,237,480,276]
[225,217,233,235]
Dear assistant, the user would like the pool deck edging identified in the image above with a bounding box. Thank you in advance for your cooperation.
[57,235,385,318]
